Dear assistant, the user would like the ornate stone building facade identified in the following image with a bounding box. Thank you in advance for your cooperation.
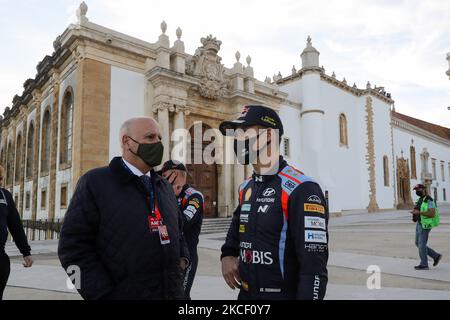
[1,2,449,228]
[0,2,292,221]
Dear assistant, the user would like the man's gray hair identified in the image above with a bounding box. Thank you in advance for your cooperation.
[119,116,157,148]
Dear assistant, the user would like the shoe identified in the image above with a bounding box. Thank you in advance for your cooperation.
[433,254,442,267]
[414,265,429,270]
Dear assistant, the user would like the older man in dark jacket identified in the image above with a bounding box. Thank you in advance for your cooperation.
[58,117,189,300]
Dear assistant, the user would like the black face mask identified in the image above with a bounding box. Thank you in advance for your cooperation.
[233,132,268,165]
[416,190,424,197]
[128,136,164,168]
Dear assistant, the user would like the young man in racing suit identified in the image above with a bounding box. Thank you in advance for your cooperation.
[219,105,329,300]
[161,160,204,299]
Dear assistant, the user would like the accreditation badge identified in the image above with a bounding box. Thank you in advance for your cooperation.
[158,225,171,245]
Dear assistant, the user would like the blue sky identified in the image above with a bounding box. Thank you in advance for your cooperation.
[0,0,449,127]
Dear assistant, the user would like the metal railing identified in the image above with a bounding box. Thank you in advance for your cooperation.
[22,219,64,241]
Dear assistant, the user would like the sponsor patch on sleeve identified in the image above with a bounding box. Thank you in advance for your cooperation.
[305,216,326,230]
[304,230,327,244]
[188,198,200,209]
[239,225,246,233]
[304,203,325,214]
[183,205,197,220]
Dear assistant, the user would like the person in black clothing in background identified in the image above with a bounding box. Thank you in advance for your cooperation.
[0,165,33,300]
[161,160,204,300]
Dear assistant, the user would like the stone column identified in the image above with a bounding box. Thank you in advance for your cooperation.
[155,103,170,163]
[172,106,188,163]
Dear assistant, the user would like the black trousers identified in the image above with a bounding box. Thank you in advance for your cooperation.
[0,251,10,300]
[183,252,198,299]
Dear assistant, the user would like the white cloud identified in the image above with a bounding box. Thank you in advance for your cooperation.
[0,0,449,126]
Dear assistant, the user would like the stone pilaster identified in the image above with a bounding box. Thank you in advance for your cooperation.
[72,58,111,187]
[31,90,41,230]
[365,96,379,212]
[19,109,27,216]
[48,72,60,221]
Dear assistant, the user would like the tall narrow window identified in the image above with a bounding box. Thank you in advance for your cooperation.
[15,133,22,183]
[383,155,389,186]
[41,109,51,174]
[410,146,416,179]
[26,122,35,180]
[60,90,73,165]
[0,148,4,168]
[41,189,47,210]
[339,113,348,147]
[441,161,445,182]
[431,159,436,180]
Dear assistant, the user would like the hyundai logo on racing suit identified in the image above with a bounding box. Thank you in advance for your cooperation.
[262,188,275,197]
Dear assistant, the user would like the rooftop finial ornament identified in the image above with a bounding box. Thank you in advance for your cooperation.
[246,55,251,66]
[366,81,371,89]
[307,35,312,46]
[161,21,167,34]
[76,1,89,25]
[235,51,241,62]
[176,27,182,40]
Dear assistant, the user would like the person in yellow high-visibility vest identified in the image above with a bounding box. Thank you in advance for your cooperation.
[410,184,442,270]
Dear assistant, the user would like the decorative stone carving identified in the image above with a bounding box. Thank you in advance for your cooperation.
[365,97,379,212]
[152,102,172,114]
[53,35,62,51]
[292,65,297,75]
[76,2,89,25]
[161,21,167,34]
[186,35,227,100]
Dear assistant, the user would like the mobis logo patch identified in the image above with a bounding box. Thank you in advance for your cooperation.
[239,242,273,265]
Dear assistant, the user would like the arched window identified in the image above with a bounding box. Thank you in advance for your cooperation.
[383,155,389,186]
[41,109,51,174]
[60,90,73,165]
[339,113,348,147]
[410,146,416,179]
[0,147,4,168]
[6,141,14,186]
[26,122,35,180]
[15,133,23,183]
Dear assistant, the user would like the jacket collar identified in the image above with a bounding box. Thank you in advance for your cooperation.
[109,156,163,186]
[179,184,190,199]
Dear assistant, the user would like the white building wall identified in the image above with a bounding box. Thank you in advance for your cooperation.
[393,126,450,206]
[279,104,302,164]
[109,66,146,160]
[319,84,369,213]
[371,97,395,209]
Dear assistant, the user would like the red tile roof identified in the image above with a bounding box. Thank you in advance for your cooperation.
[391,110,450,141]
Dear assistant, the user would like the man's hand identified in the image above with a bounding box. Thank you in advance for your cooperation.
[180,257,189,271]
[221,256,241,290]
[410,209,420,214]
[23,255,33,268]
